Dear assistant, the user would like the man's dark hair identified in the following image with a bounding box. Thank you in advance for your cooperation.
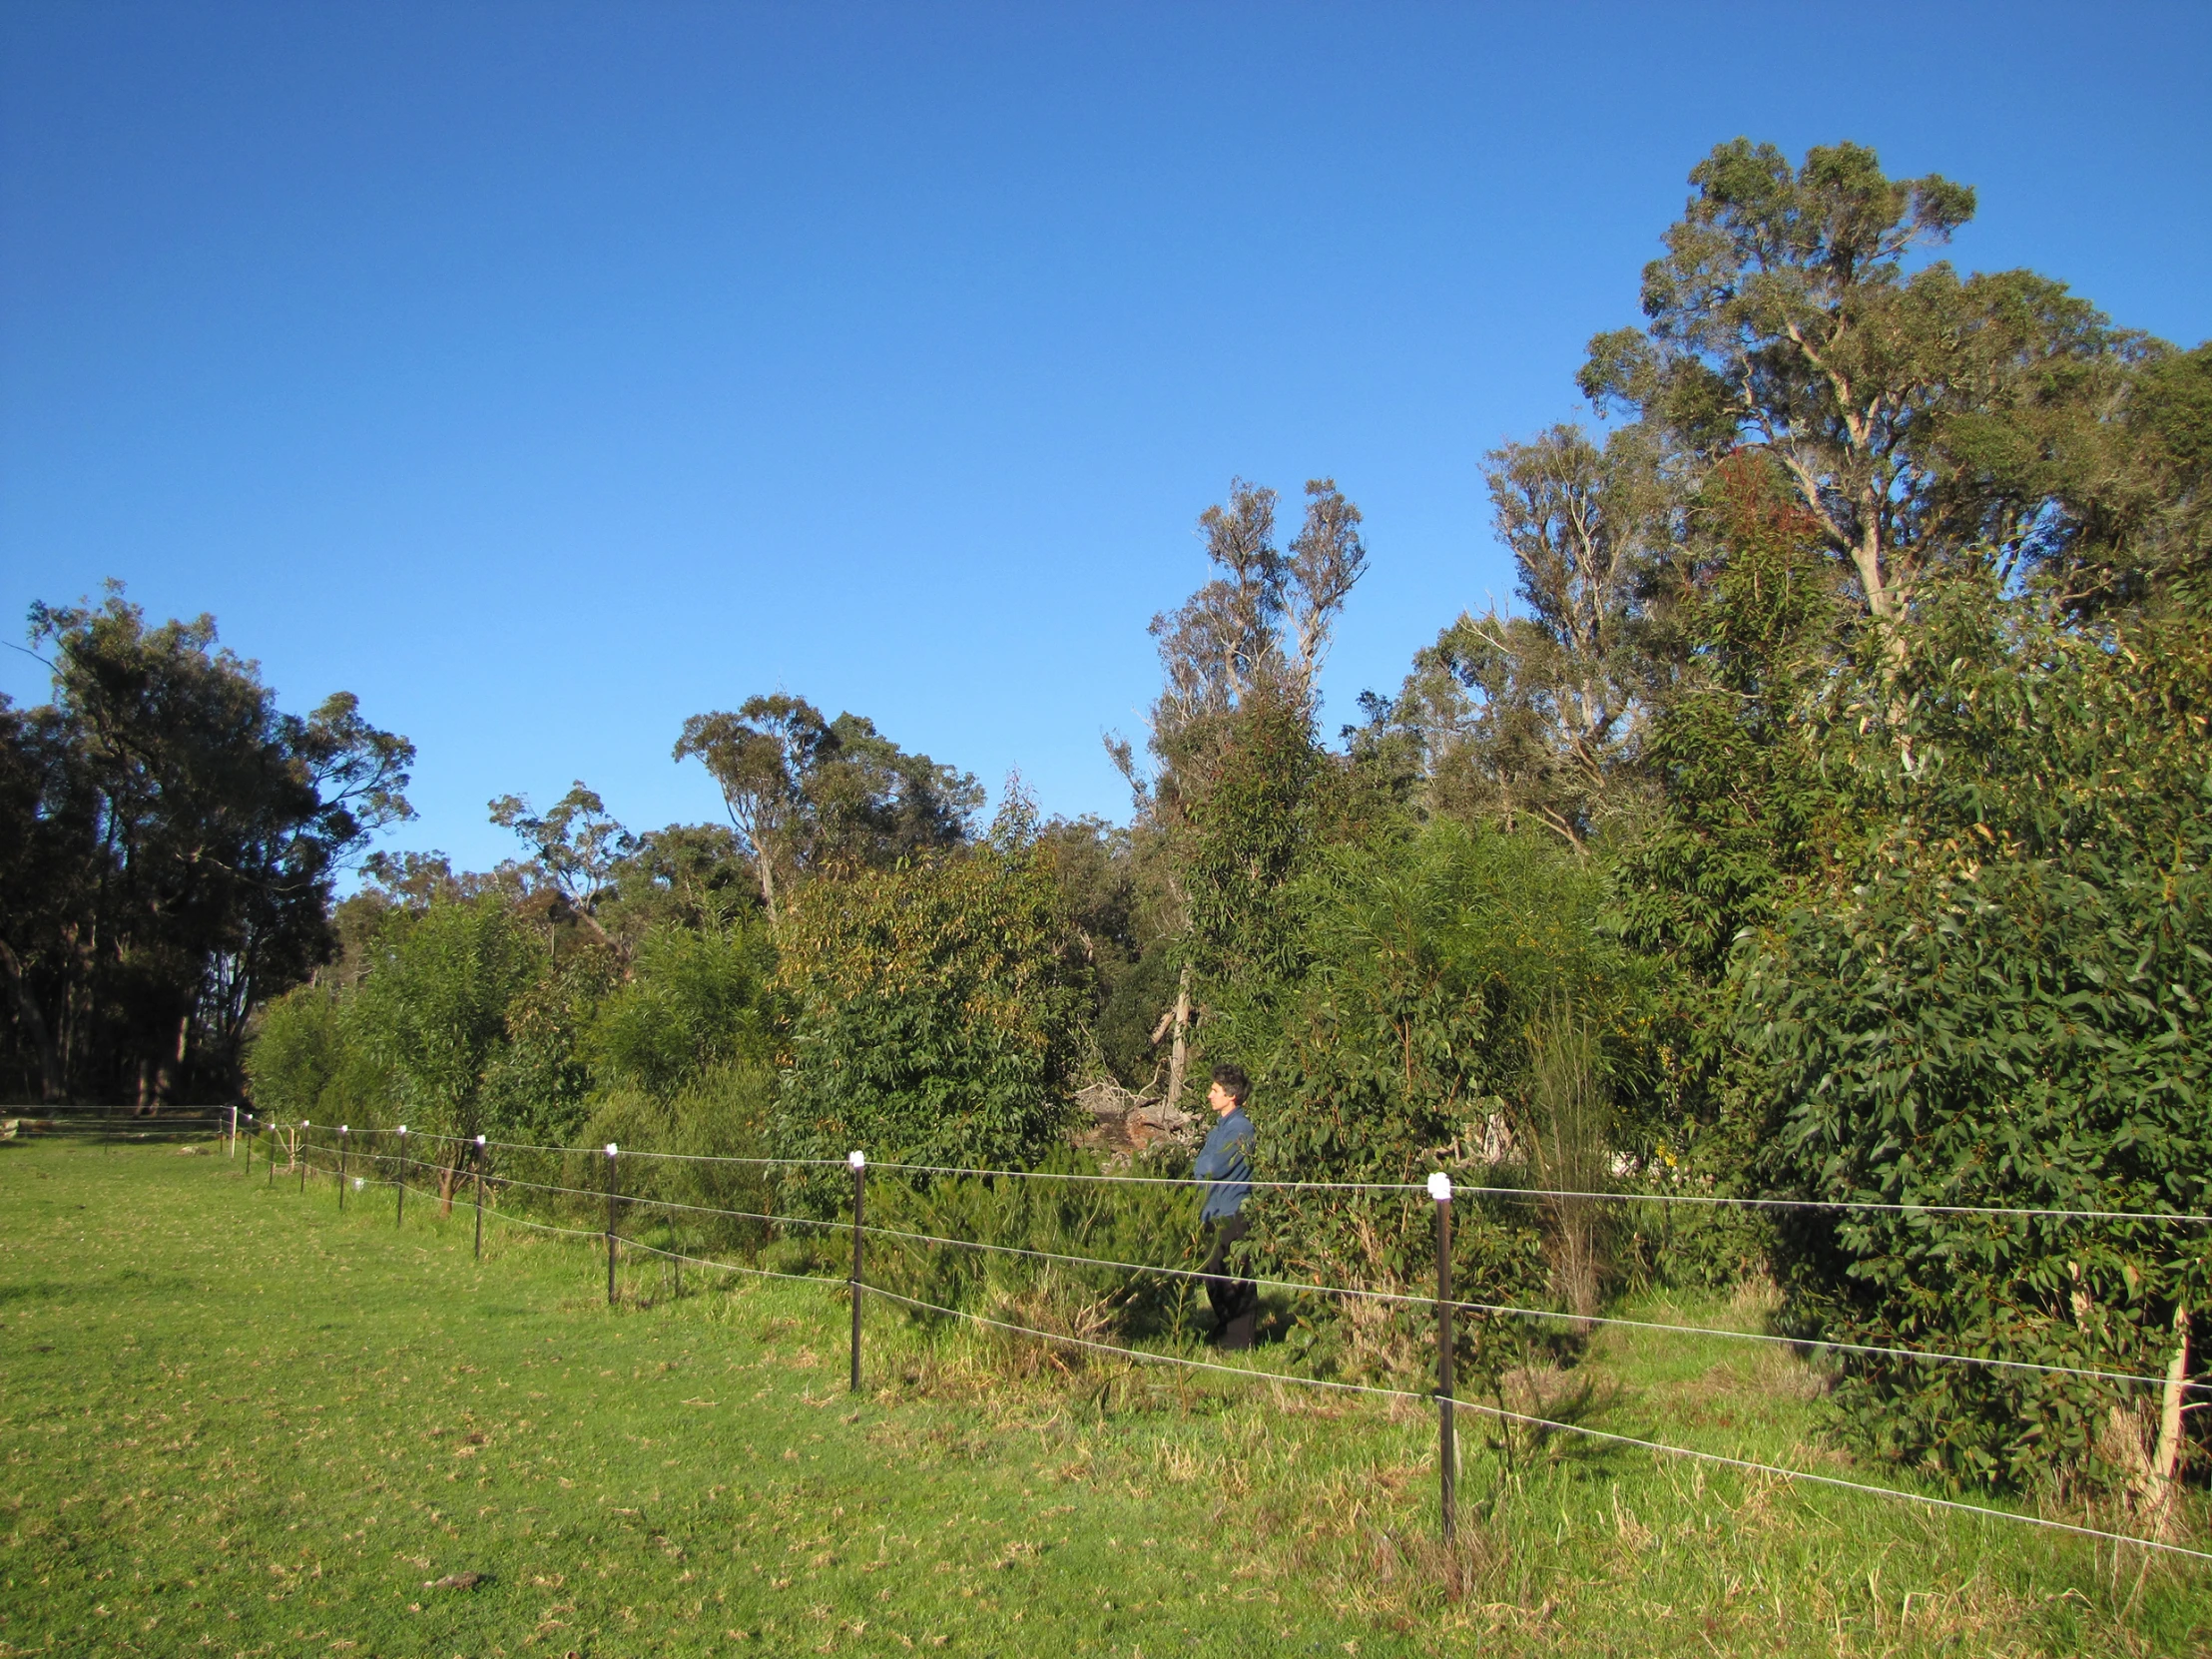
[1211,1063,1251,1105]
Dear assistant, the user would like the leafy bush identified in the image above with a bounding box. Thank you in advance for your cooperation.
[244,980,392,1127]
[1251,819,1653,1383]
[863,1147,1207,1363]
[1736,579,2212,1490]
[350,896,540,1142]
[770,826,1082,1186]
[588,920,777,1098]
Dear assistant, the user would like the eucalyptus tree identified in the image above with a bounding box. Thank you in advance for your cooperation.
[3,586,411,1104]
[1579,139,2146,637]
[674,695,836,921]
[1139,476,1369,751]
[1398,425,1667,849]
[676,695,979,924]
[488,781,637,942]
[1110,477,1371,1094]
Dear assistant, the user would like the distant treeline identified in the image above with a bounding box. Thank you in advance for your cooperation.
[6,139,2209,1504]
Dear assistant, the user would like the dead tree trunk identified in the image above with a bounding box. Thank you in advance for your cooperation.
[1163,963,1193,1115]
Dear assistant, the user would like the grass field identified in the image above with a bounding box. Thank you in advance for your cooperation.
[1,1140,2204,1657]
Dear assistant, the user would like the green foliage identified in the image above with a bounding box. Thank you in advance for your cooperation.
[771,824,1082,1180]
[1171,697,1324,1049]
[1578,138,2177,636]
[1613,455,1850,984]
[350,897,541,1143]
[1094,941,1180,1089]
[1733,576,2212,1488]
[675,693,981,920]
[598,821,757,934]
[242,980,391,1127]
[1252,819,1651,1382]
[1129,477,1371,1089]
[588,920,777,1101]
[865,1147,1206,1350]
[1,584,411,1103]
[480,941,623,1146]
[579,1060,785,1254]
[487,780,637,920]
[1387,424,1665,848]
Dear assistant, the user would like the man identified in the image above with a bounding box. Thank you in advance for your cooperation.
[1194,1062,1259,1351]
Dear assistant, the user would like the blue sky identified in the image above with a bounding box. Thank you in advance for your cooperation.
[4,1,2207,875]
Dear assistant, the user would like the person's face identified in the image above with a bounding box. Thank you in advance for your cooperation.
[1208,1081,1237,1116]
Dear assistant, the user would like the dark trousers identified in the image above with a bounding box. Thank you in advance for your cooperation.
[1202,1213,1259,1351]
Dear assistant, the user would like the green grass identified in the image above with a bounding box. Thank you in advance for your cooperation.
[0,1140,2204,1657]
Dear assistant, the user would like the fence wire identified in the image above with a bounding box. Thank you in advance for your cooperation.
[257,1131,2209,1564]
[277,1130,2209,1396]
[281,1124,2212,1225]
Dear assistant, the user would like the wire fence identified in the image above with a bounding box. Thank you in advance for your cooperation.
[246,1115,2212,1566]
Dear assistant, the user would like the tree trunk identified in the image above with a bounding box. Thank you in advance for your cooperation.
[2099,1303,2193,1539]
[154,1011,189,1106]
[2150,1305,2192,1540]
[1163,963,1193,1113]
[0,938,64,1102]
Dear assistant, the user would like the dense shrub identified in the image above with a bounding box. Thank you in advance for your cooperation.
[862,1147,1206,1360]
[770,825,1082,1184]
[589,920,778,1098]
[1736,579,2212,1489]
[1250,819,1653,1383]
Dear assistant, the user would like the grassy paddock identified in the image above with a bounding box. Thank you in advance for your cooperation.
[0,1140,2203,1656]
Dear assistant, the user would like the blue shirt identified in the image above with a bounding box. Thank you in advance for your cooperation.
[1194,1107,1254,1223]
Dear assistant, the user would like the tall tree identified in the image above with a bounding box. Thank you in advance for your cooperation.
[1580,140,2139,635]
[673,695,831,921]
[1139,477,1368,749]
[676,696,978,922]
[1112,478,1370,1097]
[488,781,637,942]
[351,895,539,1146]
[1392,425,1665,848]
[4,588,411,1104]
[0,697,87,1100]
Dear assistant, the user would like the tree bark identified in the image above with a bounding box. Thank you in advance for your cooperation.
[155,1010,189,1106]
[1163,963,1193,1113]
[758,849,780,926]
[0,938,64,1102]
[2150,1305,2191,1540]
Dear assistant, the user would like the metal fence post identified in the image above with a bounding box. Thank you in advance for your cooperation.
[1429,1171,1455,1545]
[473,1135,486,1262]
[268,1117,276,1188]
[848,1150,867,1392]
[395,1126,406,1228]
[605,1144,619,1307]
[300,1122,309,1194]
[338,1126,348,1212]
[230,1102,238,1158]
